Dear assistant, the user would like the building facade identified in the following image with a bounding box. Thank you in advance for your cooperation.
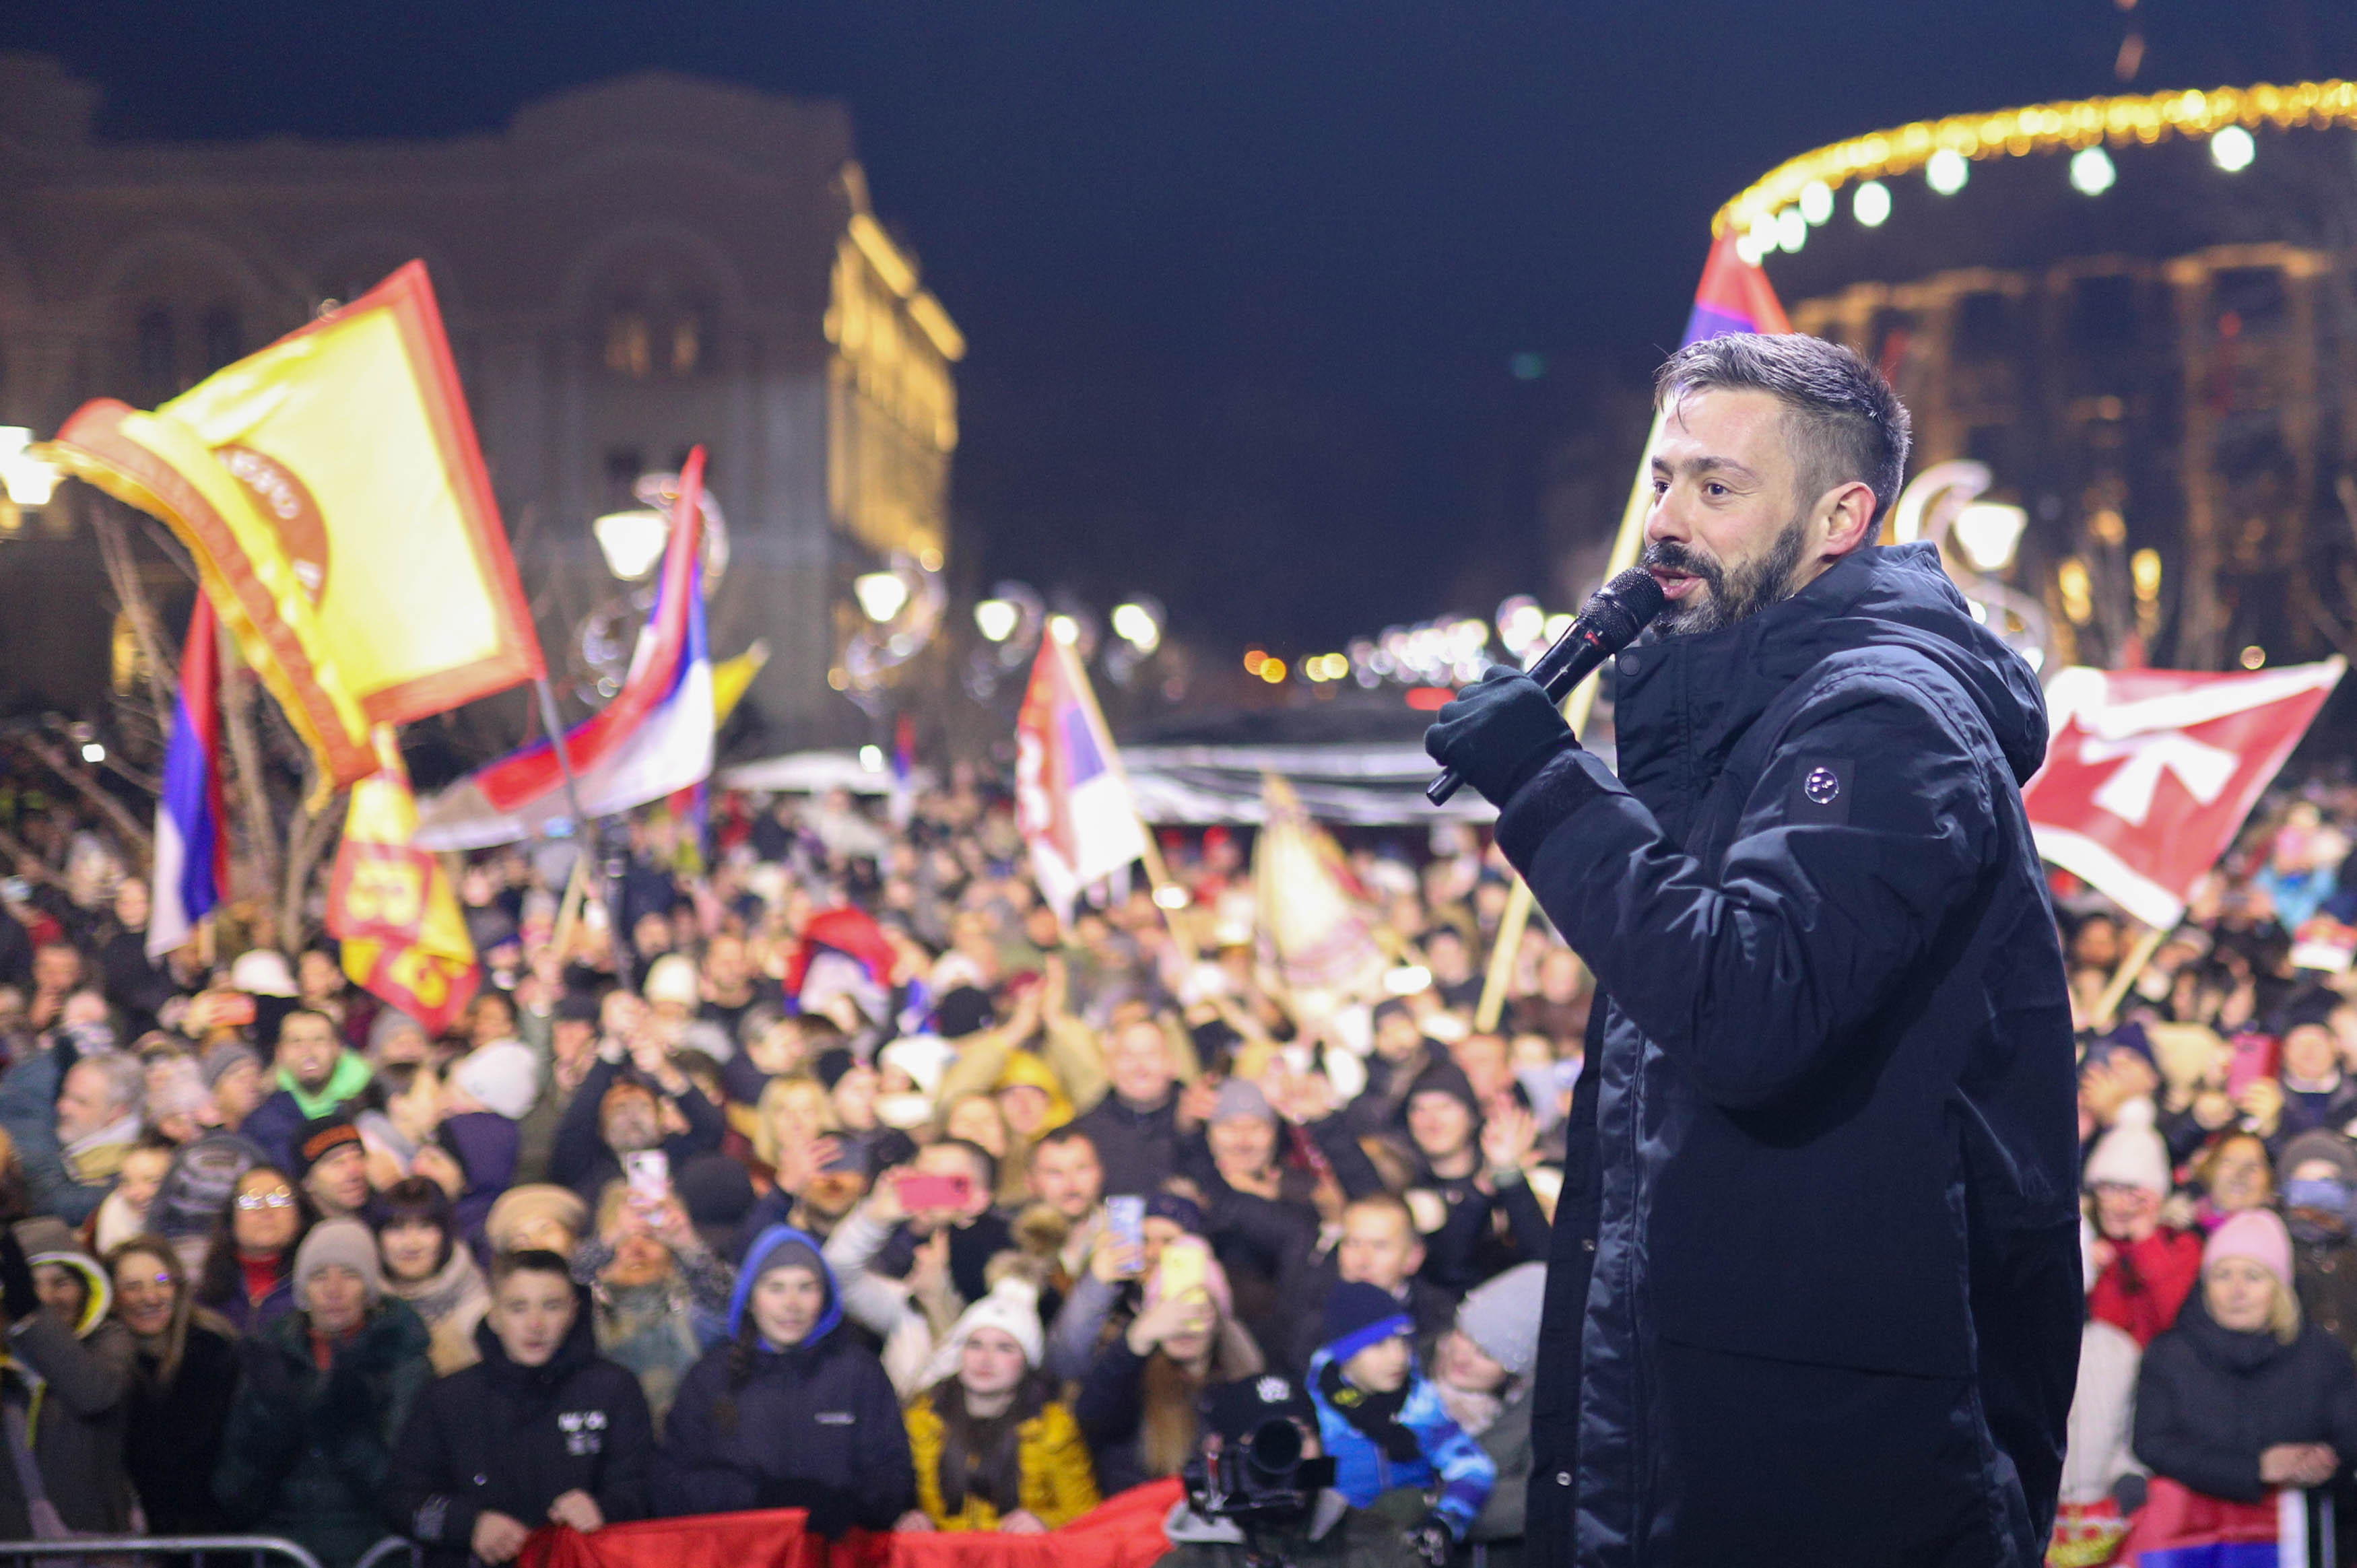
[1737,84,2357,673]
[0,55,958,751]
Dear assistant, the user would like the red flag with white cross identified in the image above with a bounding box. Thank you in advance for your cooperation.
[2024,659,2345,927]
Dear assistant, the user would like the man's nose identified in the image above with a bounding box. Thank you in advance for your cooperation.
[1644,487,1686,547]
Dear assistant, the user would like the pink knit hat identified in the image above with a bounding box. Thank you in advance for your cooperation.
[2204,1208,2294,1294]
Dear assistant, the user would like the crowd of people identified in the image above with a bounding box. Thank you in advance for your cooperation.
[1,754,2355,1565]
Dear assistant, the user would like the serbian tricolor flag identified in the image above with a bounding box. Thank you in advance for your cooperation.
[148,594,230,958]
[2117,1475,2313,1565]
[1016,632,1150,925]
[413,448,715,850]
[888,710,917,829]
[1684,226,1794,345]
[2025,659,2344,928]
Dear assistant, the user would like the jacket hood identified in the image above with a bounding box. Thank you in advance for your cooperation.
[729,1223,842,1347]
[1649,542,2051,788]
[265,1291,431,1369]
[471,1281,601,1391]
[22,1246,111,1339]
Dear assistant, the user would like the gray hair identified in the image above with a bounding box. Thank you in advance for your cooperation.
[73,1052,146,1118]
[1655,333,1912,528]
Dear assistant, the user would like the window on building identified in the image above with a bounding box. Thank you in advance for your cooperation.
[200,306,242,374]
[2069,275,2138,351]
[2213,268,2287,337]
[603,447,644,510]
[1868,309,1916,379]
[604,312,652,379]
[1966,423,2014,477]
[1954,292,2012,362]
[135,306,175,395]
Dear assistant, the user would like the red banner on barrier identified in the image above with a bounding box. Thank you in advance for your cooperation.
[519,1480,1183,1568]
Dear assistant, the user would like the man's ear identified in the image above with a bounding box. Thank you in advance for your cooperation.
[1818,480,1879,559]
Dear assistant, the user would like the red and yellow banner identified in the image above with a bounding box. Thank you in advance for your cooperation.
[327,729,479,1034]
[43,261,543,798]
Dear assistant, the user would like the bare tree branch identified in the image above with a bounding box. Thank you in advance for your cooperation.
[276,757,346,951]
[89,504,178,739]
[215,624,282,910]
[10,735,154,862]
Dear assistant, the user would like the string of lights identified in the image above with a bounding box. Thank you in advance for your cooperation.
[1714,79,2357,264]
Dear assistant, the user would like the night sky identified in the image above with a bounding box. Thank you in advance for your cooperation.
[10,1,2356,658]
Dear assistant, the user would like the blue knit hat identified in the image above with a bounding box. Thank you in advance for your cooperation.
[1321,1280,1414,1363]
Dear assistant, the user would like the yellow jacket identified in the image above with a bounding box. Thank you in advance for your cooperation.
[905,1392,1100,1531]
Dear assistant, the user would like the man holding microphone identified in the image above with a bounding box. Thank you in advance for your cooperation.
[1425,333,2080,1566]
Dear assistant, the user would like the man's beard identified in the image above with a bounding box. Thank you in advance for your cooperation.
[1645,512,1811,636]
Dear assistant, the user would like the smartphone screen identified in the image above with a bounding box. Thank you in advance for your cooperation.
[895,1171,971,1212]
[2226,1032,2280,1099]
[1156,1241,1207,1303]
[624,1149,671,1206]
[1105,1195,1146,1252]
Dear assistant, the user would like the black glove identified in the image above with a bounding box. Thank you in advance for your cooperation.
[1422,667,1575,807]
[0,1233,36,1325]
[1403,1512,1455,1567]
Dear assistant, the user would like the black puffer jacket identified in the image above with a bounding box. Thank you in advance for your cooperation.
[386,1303,653,1567]
[1496,543,2082,1567]
[2133,1290,2357,1501]
[213,1299,434,1568]
[653,1225,914,1534]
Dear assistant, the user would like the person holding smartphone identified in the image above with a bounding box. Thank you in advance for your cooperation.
[825,1143,1014,1361]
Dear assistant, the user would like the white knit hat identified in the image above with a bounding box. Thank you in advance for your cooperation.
[642,953,700,1009]
[879,1034,956,1098]
[917,1276,1044,1389]
[2082,1097,2171,1196]
[451,1040,541,1121]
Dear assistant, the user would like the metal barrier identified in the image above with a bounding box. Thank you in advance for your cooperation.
[0,1535,325,1568]
[0,1533,416,1568]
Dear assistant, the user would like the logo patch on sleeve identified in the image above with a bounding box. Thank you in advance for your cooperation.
[1788,757,1853,824]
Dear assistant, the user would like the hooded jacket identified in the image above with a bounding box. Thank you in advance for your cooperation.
[385,1297,654,1568]
[2,1242,137,1533]
[1494,543,2082,1567]
[653,1224,915,1534]
[213,1297,434,1568]
[1305,1345,1495,1540]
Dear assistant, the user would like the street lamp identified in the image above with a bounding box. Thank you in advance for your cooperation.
[591,509,667,581]
[855,571,911,624]
[1950,502,2028,575]
[974,599,1020,642]
[0,430,58,508]
[1110,598,1163,654]
[1892,459,2051,673]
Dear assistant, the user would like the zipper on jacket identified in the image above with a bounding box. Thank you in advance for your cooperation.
[1626,1031,1651,1565]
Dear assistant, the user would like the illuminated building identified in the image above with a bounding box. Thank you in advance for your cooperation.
[1735,81,2357,670]
[0,58,958,743]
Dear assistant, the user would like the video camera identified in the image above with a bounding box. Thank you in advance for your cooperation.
[1182,1415,1336,1534]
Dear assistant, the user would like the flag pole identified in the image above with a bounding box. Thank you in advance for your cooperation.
[2092,920,2172,1033]
[532,674,615,953]
[1135,828,1199,968]
[1473,409,1663,1033]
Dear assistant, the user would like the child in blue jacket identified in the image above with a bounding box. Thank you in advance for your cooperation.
[1306,1281,1495,1553]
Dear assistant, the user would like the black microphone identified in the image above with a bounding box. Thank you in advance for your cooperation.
[1425,566,1669,806]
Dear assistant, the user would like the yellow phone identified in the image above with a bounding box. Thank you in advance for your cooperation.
[1156,1240,1208,1304]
